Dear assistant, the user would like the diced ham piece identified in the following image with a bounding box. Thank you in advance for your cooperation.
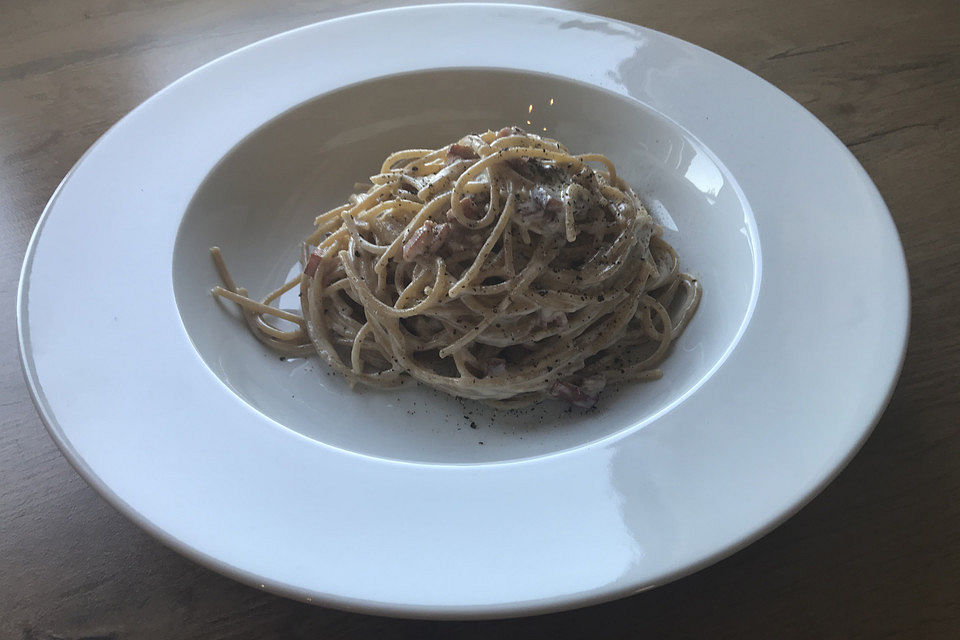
[402,220,453,260]
[579,375,606,397]
[531,186,563,215]
[460,196,482,220]
[445,143,479,165]
[506,157,531,177]
[304,246,325,277]
[516,197,539,219]
[571,167,601,191]
[497,126,526,138]
[434,221,453,245]
[402,223,434,260]
[517,187,564,232]
[485,358,507,377]
[537,308,567,328]
[448,194,489,223]
[551,380,599,408]
[506,156,563,183]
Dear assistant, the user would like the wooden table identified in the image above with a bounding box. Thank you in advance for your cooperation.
[2,1,957,637]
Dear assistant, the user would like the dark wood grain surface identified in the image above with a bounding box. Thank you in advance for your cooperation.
[2,1,958,638]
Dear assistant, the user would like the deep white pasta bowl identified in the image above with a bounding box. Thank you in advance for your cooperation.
[18,4,908,619]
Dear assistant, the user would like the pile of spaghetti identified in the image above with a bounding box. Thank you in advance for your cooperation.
[211,127,700,407]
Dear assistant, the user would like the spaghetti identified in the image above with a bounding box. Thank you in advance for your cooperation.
[211,127,701,407]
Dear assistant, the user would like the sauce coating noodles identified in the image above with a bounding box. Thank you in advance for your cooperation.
[211,127,701,408]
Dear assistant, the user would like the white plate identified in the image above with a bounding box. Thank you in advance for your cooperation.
[18,4,908,619]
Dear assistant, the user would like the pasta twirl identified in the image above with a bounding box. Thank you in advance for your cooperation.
[211,127,701,408]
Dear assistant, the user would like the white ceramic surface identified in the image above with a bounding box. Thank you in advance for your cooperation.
[18,4,908,619]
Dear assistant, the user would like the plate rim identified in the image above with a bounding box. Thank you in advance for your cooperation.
[17,2,910,619]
